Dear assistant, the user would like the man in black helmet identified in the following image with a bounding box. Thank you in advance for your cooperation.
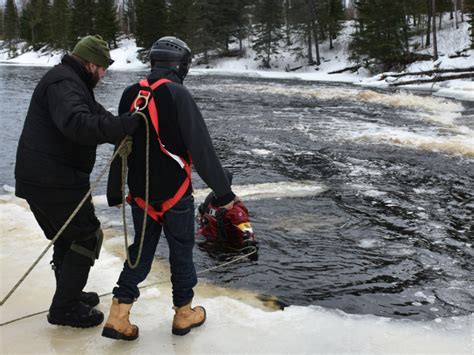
[103,36,237,340]
[14,35,140,329]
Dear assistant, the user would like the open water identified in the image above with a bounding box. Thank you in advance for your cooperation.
[1,66,472,321]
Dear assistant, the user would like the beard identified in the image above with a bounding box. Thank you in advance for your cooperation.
[90,69,101,89]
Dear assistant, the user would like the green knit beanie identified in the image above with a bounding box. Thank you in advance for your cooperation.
[72,35,114,69]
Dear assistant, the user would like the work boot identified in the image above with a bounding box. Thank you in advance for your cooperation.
[79,291,100,307]
[102,298,139,341]
[172,302,206,336]
[51,260,99,307]
[47,302,104,328]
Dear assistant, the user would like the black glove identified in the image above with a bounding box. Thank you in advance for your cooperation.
[119,112,140,135]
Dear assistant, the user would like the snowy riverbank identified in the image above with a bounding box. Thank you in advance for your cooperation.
[1,20,473,102]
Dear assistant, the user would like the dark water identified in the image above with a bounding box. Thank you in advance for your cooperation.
[1,66,473,321]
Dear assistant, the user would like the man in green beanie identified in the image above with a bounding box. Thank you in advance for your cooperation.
[72,34,115,87]
[14,35,139,329]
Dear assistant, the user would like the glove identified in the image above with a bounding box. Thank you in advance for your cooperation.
[119,112,140,135]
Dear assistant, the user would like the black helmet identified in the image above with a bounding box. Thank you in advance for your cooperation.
[149,36,192,79]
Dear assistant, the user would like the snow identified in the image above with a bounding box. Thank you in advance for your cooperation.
[1,18,472,101]
[0,189,472,354]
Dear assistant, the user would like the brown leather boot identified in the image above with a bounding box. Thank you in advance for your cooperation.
[101,298,139,341]
[172,302,206,336]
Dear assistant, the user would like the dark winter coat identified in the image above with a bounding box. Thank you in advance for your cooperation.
[15,54,136,202]
[107,66,235,209]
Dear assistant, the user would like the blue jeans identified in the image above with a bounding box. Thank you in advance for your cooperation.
[113,195,197,307]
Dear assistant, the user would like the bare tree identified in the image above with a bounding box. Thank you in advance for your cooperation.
[432,0,438,60]
[454,0,459,29]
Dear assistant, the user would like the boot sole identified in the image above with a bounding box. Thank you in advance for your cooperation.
[102,326,139,341]
[47,313,104,328]
[172,308,206,336]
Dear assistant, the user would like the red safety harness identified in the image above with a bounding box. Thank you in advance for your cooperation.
[127,78,192,223]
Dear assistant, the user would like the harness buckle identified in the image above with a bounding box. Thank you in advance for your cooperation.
[133,89,152,112]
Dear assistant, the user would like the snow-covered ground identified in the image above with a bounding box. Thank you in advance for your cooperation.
[0,187,472,354]
[1,18,472,101]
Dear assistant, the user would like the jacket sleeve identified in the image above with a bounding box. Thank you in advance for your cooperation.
[45,80,134,145]
[106,145,123,207]
[170,84,235,206]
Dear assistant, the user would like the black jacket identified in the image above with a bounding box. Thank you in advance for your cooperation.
[107,67,235,208]
[15,55,136,201]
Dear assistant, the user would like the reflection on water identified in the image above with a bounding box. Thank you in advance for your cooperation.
[1,65,473,321]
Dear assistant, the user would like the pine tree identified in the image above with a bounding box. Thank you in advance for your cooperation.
[289,0,316,64]
[224,0,251,54]
[49,0,70,49]
[4,0,19,44]
[192,0,222,63]
[168,0,195,45]
[20,0,50,49]
[134,0,168,50]
[317,0,345,50]
[95,0,119,48]
[253,0,284,68]
[350,0,412,71]
[70,0,95,45]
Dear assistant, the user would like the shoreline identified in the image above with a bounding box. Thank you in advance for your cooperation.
[1,62,472,103]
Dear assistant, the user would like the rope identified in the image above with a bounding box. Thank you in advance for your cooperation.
[0,246,257,327]
[0,93,258,324]
[0,137,131,307]
[0,109,148,305]
[120,111,149,269]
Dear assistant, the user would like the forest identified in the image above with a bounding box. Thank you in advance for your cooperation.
[1,0,473,71]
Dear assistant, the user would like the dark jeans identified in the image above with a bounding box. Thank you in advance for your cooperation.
[113,195,197,307]
[27,197,100,312]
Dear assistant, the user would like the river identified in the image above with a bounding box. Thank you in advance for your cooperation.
[1,65,472,322]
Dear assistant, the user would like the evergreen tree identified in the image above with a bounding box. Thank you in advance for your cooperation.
[350,0,412,71]
[4,0,19,44]
[289,0,316,64]
[134,0,168,50]
[253,0,283,68]
[224,0,251,54]
[70,0,95,45]
[168,0,195,45]
[317,0,345,50]
[20,0,50,49]
[49,0,70,49]
[214,1,236,51]
[95,0,119,48]
[192,0,221,63]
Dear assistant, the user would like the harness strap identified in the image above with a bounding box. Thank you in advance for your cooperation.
[129,78,193,223]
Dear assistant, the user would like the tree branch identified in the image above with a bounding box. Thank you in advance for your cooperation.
[389,73,474,86]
